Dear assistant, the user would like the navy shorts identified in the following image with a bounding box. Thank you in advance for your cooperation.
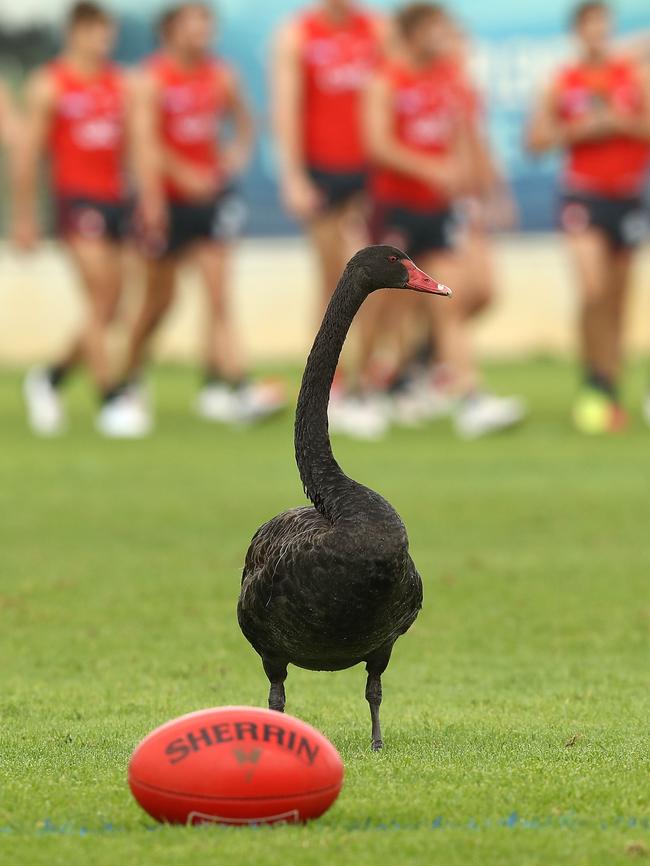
[307,166,368,210]
[162,187,247,256]
[559,191,648,250]
[369,204,458,258]
[55,197,132,242]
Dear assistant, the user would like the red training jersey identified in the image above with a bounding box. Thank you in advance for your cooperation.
[148,52,232,202]
[371,59,465,211]
[554,56,650,197]
[298,6,381,171]
[48,59,126,201]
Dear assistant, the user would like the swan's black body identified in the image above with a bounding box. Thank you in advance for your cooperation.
[238,246,438,750]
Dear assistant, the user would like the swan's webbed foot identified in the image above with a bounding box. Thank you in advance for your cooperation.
[263,657,288,713]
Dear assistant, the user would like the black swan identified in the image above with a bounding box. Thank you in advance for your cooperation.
[238,245,451,750]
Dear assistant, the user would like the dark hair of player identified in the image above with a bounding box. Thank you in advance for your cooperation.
[396,2,447,39]
[158,2,213,41]
[570,1,609,29]
[66,1,112,32]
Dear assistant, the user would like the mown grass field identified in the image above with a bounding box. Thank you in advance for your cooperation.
[1,361,649,866]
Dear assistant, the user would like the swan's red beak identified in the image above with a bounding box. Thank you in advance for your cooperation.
[404,260,452,297]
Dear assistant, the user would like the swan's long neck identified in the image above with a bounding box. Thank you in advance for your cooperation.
[294,269,367,521]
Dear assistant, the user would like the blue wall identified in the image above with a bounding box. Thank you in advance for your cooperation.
[113,0,650,234]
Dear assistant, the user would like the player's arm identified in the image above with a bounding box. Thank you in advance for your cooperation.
[464,110,497,194]
[605,64,650,140]
[526,81,613,152]
[371,13,391,56]
[466,122,517,229]
[363,74,467,196]
[271,20,321,220]
[221,66,255,179]
[11,70,55,250]
[127,69,167,233]
[526,82,566,152]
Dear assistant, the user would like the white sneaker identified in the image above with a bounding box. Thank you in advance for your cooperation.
[96,393,151,439]
[197,380,287,426]
[196,382,245,424]
[237,380,287,425]
[418,382,455,422]
[23,368,65,436]
[390,378,453,427]
[329,394,390,441]
[454,393,526,440]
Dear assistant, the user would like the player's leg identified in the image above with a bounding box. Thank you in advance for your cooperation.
[193,238,286,426]
[308,189,366,313]
[194,239,245,384]
[121,256,178,385]
[348,206,450,431]
[308,179,387,439]
[24,231,122,436]
[368,206,524,438]
[605,249,633,385]
[64,237,150,438]
[24,334,86,437]
[568,230,612,380]
[309,210,350,314]
[565,228,625,432]
[419,248,476,391]
[66,236,122,391]
[419,243,525,439]
[457,227,497,321]
[107,196,190,435]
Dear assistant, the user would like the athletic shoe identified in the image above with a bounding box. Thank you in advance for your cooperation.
[197,380,287,426]
[96,392,152,439]
[236,380,287,425]
[23,368,65,436]
[454,392,526,440]
[196,382,242,424]
[390,374,454,427]
[329,393,390,441]
[572,388,627,435]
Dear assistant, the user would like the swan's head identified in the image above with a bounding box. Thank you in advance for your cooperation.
[349,245,452,297]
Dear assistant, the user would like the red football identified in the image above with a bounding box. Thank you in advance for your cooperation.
[128,706,344,825]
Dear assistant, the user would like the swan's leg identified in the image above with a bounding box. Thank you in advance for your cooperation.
[365,645,393,752]
[263,657,288,713]
[365,671,383,751]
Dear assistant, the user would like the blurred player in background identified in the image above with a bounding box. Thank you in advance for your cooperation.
[365,2,525,439]
[122,2,285,428]
[527,1,650,434]
[272,0,384,305]
[379,12,519,430]
[272,0,388,438]
[445,18,517,335]
[14,1,145,437]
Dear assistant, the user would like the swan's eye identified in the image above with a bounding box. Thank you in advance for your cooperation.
[388,255,398,263]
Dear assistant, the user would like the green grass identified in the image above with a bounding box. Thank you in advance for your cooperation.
[1,360,649,866]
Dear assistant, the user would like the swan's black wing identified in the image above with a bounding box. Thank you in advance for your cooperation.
[241,506,330,589]
[238,506,332,655]
[238,505,422,670]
